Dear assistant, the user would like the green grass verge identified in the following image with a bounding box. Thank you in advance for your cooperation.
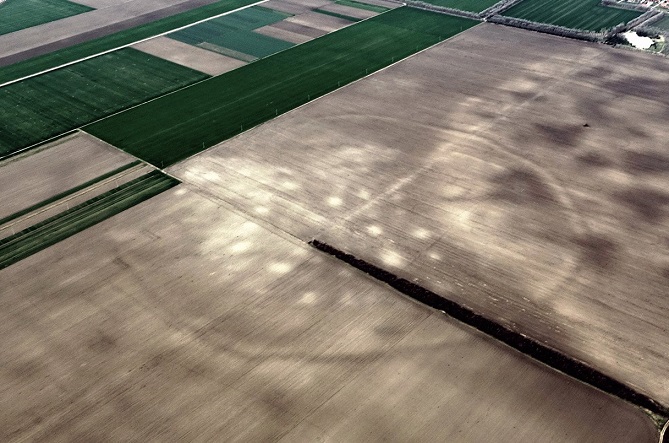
[0,160,141,226]
[0,0,258,84]
[0,48,208,157]
[85,8,477,167]
[502,0,641,31]
[335,0,390,13]
[412,0,499,13]
[0,0,92,36]
[0,170,178,270]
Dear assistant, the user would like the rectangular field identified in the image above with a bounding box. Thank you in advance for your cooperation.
[502,0,641,31]
[414,0,500,13]
[0,0,258,85]
[334,0,391,13]
[0,48,207,157]
[652,14,669,31]
[85,8,478,167]
[0,0,92,36]
[168,23,669,407]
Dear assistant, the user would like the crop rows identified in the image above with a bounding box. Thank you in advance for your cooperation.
[502,0,641,31]
[0,170,178,270]
[0,49,207,157]
[0,0,92,36]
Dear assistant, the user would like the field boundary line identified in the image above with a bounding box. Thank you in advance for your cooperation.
[170,18,483,167]
[308,239,669,418]
[0,0,269,89]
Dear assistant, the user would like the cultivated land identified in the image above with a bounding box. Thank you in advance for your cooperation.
[653,14,669,31]
[132,36,247,74]
[502,0,641,31]
[0,185,656,441]
[415,0,499,13]
[0,0,92,36]
[85,8,478,166]
[170,23,669,407]
[0,48,207,157]
[0,132,133,221]
[0,0,258,83]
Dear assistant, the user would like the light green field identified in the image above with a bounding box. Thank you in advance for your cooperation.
[413,0,500,13]
[0,49,208,157]
[502,0,641,31]
[85,8,478,167]
[652,14,669,31]
[0,0,92,36]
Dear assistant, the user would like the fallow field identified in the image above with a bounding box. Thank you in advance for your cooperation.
[415,0,500,13]
[502,0,641,31]
[85,7,478,166]
[170,23,669,409]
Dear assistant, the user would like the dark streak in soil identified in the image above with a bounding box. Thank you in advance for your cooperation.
[308,238,669,418]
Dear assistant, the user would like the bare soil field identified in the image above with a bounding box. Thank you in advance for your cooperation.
[284,10,353,32]
[132,35,246,74]
[254,23,315,43]
[0,132,134,221]
[318,2,378,19]
[0,184,656,441]
[270,18,328,37]
[170,23,669,407]
[0,0,219,64]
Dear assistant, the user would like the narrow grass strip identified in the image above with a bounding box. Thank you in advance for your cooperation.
[0,0,259,84]
[335,0,390,13]
[0,170,178,269]
[0,160,142,227]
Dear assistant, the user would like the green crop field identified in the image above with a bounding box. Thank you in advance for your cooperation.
[0,0,258,85]
[0,49,207,157]
[0,0,92,36]
[414,0,500,13]
[85,8,478,167]
[335,0,390,13]
[169,6,294,59]
[502,0,641,31]
[0,170,178,270]
[652,14,669,31]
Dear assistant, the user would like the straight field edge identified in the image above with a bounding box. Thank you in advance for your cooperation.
[308,238,669,421]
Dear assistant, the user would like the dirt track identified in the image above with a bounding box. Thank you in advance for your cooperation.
[170,23,669,407]
[0,185,657,441]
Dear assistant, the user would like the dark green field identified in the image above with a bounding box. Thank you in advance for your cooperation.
[502,0,641,31]
[85,8,477,167]
[414,0,500,13]
[652,14,669,31]
[335,0,390,13]
[0,0,257,85]
[169,6,295,59]
[0,49,207,157]
[0,0,92,36]
[0,170,178,270]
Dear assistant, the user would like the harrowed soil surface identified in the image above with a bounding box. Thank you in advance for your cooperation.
[170,23,669,408]
[0,184,656,441]
[84,7,478,166]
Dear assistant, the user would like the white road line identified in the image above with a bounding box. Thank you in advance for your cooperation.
[0,0,269,89]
